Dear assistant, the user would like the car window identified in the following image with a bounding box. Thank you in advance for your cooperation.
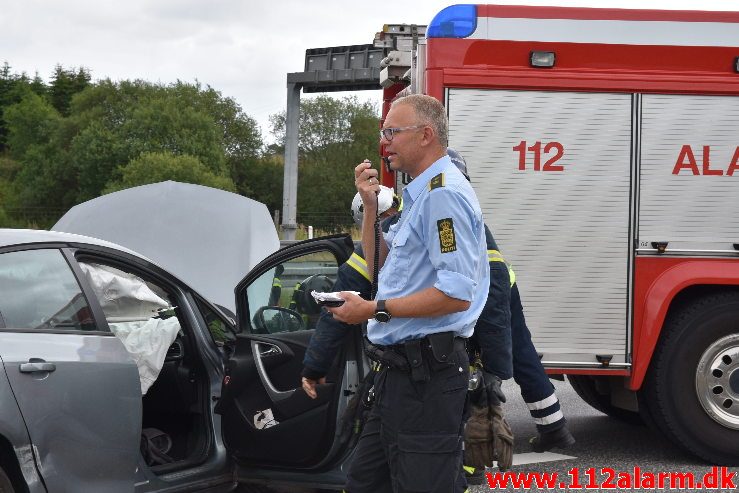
[195,297,235,344]
[0,249,97,331]
[246,251,339,334]
[77,261,184,394]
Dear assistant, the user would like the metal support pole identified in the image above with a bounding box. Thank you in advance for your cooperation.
[282,82,301,240]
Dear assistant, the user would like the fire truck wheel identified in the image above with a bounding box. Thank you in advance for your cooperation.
[644,291,739,465]
[568,375,643,425]
[635,390,662,434]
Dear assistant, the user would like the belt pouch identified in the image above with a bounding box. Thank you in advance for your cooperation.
[404,339,427,382]
[428,332,455,364]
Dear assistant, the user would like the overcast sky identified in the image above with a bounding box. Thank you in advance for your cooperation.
[1,0,735,140]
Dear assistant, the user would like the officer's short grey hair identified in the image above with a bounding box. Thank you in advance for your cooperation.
[392,94,449,147]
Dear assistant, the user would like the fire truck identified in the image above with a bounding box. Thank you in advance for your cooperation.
[375,4,739,464]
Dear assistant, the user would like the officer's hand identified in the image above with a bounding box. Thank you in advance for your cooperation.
[301,376,326,399]
[483,371,507,405]
[327,291,374,324]
[354,160,380,206]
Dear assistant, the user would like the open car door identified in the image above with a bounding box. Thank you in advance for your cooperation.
[218,235,365,483]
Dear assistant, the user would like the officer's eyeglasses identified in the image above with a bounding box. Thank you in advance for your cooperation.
[379,125,425,142]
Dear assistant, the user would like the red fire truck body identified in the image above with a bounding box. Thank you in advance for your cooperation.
[378,4,739,464]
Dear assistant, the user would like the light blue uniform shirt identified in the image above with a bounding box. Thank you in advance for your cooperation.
[367,155,489,345]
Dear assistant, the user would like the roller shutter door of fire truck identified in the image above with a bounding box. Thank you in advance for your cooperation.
[639,94,739,254]
[448,89,633,367]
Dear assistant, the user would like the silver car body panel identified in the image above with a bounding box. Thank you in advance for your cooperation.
[0,355,46,493]
[0,229,146,257]
[0,331,141,492]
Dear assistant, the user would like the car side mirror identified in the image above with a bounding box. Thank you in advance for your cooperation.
[252,306,304,334]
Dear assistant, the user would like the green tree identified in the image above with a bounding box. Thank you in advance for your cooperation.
[3,93,76,222]
[270,95,379,232]
[69,79,260,202]
[0,63,74,153]
[0,63,35,152]
[168,81,263,196]
[4,92,61,157]
[48,65,91,117]
[104,152,236,193]
[2,68,264,227]
[244,151,283,216]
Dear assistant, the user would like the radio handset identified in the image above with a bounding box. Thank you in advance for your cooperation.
[371,176,380,300]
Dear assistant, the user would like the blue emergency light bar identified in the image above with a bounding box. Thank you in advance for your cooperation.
[427,4,477,38]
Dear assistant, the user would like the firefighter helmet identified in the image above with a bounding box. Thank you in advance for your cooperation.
[351,185,400,227]
[447,147,470,181]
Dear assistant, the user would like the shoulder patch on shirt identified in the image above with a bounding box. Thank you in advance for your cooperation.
[429,173,445,191]
[437,218,457,253]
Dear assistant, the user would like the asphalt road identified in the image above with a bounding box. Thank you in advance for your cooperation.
[469,379,734,492]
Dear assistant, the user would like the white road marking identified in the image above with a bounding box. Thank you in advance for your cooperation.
[495,451,577,468]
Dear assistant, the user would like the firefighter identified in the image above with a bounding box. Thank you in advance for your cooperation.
[290,273,334,330]
[268,264,284,306]
[446,148,575,484]
[300,185,400,397]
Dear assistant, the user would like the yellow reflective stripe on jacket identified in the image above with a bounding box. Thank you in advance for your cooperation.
[488,249,505,263]
[272,278,282,288]
[346,252,371,281]
[488,249,516,287]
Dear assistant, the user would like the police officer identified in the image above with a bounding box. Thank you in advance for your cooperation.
[303,149,574,473]
[329,94,488,493]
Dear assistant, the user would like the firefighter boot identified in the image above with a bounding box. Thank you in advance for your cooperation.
[529,425,575,453]
[463,466,486,485]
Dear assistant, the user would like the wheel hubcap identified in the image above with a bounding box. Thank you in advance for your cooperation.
[696,334,739,429]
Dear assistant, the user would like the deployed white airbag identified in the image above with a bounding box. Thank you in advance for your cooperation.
[109,319,180,394]
[79,262,180,394]
[79,263,169,320]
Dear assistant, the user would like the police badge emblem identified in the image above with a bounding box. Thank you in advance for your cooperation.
[437,218,457,253]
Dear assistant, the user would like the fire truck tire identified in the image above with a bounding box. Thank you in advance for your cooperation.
[0,466,14,493]
[644,291,739,465]
[567,375,643,425]
[635,390,663,434]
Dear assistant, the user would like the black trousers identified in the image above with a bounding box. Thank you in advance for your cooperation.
[345,346,469,493]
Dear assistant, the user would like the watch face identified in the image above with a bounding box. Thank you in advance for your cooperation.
[374,311,391,323]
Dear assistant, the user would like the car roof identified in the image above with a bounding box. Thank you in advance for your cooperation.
[0,228,148,259]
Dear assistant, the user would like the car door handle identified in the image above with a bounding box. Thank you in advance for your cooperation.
[252,341,294,403]
[260,346,281,357]
[19,361,56,373]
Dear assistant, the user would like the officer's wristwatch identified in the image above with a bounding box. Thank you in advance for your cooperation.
[374,299,392,323]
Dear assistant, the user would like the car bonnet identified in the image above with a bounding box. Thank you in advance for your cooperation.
[53,181,280,314]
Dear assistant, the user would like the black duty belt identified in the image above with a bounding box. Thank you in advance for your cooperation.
[364,332,467,382]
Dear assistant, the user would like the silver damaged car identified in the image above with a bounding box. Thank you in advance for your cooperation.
[0,182,363,493]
